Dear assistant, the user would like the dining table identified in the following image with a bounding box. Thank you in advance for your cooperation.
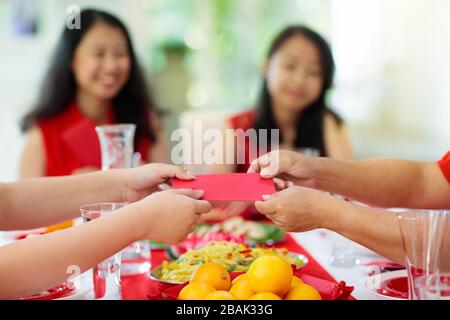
[0,227,400,300]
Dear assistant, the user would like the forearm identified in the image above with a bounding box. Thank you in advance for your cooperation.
[325,201,405,264]
[1,170,127,230]
[0,206,143,299]
[313,158,449,209]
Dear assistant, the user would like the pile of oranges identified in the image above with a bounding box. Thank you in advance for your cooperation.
[178,255,321,300]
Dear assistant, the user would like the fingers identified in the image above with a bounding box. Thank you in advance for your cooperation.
[255,199,276,216]
[273,178,293,191]
[273,178,285,190]
[155,164,196,181]
[174,167,196,181]
[169,188,204,199]
[248,152,281,178]
[158,183,171,191]
[194,200,212,215]
[247,153,271,174]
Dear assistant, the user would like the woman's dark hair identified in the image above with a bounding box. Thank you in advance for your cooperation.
[21,8,157,145]
[254,25,343,156]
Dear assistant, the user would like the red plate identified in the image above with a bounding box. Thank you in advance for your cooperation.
[21,282,75,300]
[366,270,408,300]
[377,277,408,299]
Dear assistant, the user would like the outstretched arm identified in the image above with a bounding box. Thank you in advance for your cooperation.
[0,164,195,230]
[249,150,450,209]
[0,189,211,299]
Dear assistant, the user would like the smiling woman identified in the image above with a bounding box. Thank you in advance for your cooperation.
[18,8,168,181]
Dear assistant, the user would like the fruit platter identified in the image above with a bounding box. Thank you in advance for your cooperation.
[163,256,320,300]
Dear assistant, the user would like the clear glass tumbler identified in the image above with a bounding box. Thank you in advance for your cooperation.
[95,124,151,276]
[80,203,126,300]
[397,210,448,300]
[415,273,450,300]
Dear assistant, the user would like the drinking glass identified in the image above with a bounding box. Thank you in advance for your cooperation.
[415,273,450,300]
[96,124,151,276]
[397,210,448,300]
[80,203,125,300]
[328,232,360,267]
[328,195,360,267]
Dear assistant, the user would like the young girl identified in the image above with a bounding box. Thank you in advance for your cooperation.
[210,25,353,218]
[19,9,168,179]
[216,25,353,175]
[0,163,211,299]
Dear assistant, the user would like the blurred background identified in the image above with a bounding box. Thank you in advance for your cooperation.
[0,0,449,181]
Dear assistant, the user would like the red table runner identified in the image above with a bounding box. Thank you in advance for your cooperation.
[121,234,353,300]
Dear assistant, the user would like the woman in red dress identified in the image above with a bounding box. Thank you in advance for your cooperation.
[19,9,168,179]
[208,26,354,219]
[214,26,353,175]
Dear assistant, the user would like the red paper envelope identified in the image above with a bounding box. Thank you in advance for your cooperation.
[172,173,275,202]
[61,119,102,167]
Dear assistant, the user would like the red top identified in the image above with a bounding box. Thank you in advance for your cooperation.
[228,110,258,173]
[38,102,150,177]
[438,151,450,184]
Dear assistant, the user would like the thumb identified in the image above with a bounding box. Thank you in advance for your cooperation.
[194,200,212,214]
[255,199,276,215]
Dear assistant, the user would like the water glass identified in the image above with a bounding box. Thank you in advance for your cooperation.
[96,124,151,276]
[80,203,126,300]
[328,195,360,267]
[415,273,450,300]
[397,210,448,300]
[328,232,360,267]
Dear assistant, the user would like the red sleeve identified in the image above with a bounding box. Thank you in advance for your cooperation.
[438,151,450,184]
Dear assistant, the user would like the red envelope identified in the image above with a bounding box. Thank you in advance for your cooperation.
[61,119,102,167]
[172,173,275,202]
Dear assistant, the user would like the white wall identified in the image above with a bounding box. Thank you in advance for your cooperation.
[331,0,450,160]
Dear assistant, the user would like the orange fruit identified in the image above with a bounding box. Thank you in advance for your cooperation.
[204,291,237,300]
[247,255,293,296]
[229,279,255,300]
[178,282,216,300]
[291,276,304,287]
[190,263,231,290]
[284,284,322,300]
[231,274,247,285]
[249,292,282,300]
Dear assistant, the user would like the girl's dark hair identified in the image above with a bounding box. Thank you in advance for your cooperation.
[21,8,157,145]
[254,25,342,156]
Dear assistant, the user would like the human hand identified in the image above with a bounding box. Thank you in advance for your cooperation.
[122,163,195,203]
[130,189,212,244]
[247,150,318,189]
[255,186,337,232]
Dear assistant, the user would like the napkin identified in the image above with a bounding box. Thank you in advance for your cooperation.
[172,173,276,202]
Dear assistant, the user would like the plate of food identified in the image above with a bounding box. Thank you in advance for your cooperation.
[197,217,285,245]
[150,241,308,285]
[167,217,285,259]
